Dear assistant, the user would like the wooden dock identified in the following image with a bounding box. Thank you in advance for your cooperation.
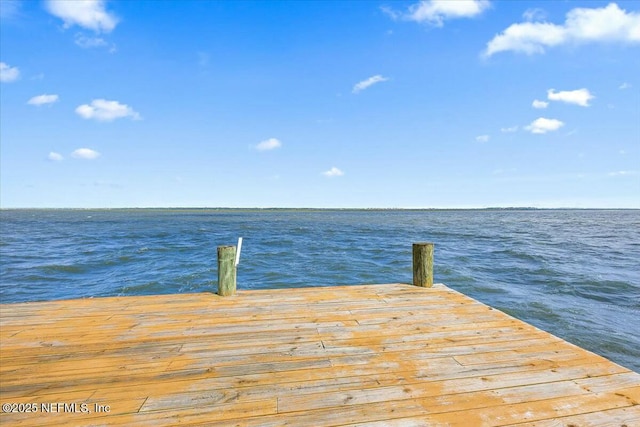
[1,283,639,426]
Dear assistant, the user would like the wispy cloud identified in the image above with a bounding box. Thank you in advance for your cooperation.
[71,148,101,159]
[75,99,141,122]
[45,0,118,33]
[484,3,640,57]
[619,82,632,90]
[93,180,122,189]
[532,99,548,109]
[475,135,490,142]
[522,8,547,22]
[48,152,64,161]
[0,0,21,20]
[383,0,490,27]
[27,94,59,106]
[0,62,20,82]
[74,33,107,47]
[352,75,389,94]
[608,170,638,176]
[547,88,594,107]
[525,117,564,134]
[322,167,344,177]
[255,138,282,151]
[74,33,115,52]
[501,126,518,133]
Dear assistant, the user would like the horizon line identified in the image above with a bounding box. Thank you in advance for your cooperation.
[1,206,639,211]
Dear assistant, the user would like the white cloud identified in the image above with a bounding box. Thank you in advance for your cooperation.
[475,135,490,142]
[75,99,141,122]
[352,75,389,94]
[619,82,631,89]
[484,3,640,57]
[71,148,101,159]
[532,99,548,109]
[0,62,19,82]
[484,22,566,56]
[525,117,565,134]
[566,3,640,42]
[48,152,64,161]
[27,94,59,106]
[384,0,490,27]
[547,88,594,107]
[322,167,344,177]
[501,126,519,133]
[45,0,118,33]
[256,138,282,151]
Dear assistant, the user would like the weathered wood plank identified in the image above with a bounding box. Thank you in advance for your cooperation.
[1,283,638,426]
[504,404,640,426]
[342,403,640,427]
[275,362,631,413]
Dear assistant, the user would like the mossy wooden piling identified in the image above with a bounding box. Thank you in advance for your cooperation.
[412,242,434,287]
[216,245,236,296]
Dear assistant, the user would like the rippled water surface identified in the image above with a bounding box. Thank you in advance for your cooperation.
[1,209,638,372]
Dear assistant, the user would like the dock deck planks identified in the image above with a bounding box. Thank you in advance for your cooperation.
[1,283,638,426]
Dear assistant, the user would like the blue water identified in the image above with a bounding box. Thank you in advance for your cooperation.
[1,209,638,372]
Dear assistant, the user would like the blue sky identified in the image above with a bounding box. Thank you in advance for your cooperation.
[1,0,639,208]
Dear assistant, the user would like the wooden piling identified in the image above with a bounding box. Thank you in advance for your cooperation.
[217,245,237,296]
[413,242,434,287]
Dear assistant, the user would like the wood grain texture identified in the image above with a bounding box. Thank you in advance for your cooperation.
[1,283,638,426]
[217,245,236,296]
[412,242,434,288]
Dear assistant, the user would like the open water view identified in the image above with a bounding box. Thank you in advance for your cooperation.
[0,209,638,373]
